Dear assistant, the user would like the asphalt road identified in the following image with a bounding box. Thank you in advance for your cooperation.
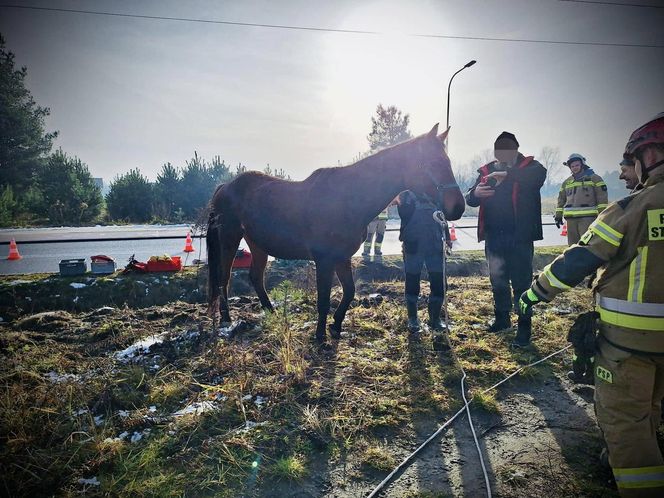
[0,220,566,275]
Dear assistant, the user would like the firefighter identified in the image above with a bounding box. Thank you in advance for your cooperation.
[520,113,664,497]
[363,208,389,257]
[619,156,643,192]
[554,153,608,245]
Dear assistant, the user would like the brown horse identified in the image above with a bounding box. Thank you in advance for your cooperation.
[207,124,465,341]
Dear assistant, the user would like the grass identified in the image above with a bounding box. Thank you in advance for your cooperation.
[0,266,613,497]
[361,442,397,471]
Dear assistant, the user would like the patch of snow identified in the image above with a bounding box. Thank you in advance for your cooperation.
[118,431,129,439]
[25,297,32,302]
[70,282,87,289]
[45,371,80,383]
[148,406,157,413]
[7,279,31,286]
[115,332,168,362]
[117,410,130,418]
[254,396,267,408]
[242,394,253,401]
[130,429,150,443]
[94,415,104,426]
[73,408,89,416]
[78,477,100,486]
[239,421,267,433]
[173,400,219,417]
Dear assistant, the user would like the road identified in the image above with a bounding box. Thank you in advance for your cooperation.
[0,219,566,275]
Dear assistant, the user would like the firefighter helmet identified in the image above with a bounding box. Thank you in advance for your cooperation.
[563,153,588,168]
[624,112,664,157]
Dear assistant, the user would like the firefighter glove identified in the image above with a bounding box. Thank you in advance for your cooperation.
[519,288,541,315]
[554,215,563,229]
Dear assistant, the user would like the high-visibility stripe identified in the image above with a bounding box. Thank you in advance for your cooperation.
[628,247,649,303]
[598,295,664,317]
[613,465,664,489]
[555,208,563,213]
[597,203,608,209]
[564,180,598,188]
[542,264,572,290]
[598,307,664,331]
[590,220,623,247]
[564,209,599,217]
[594,181,607,187]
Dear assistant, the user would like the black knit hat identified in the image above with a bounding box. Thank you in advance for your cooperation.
[494,131,519,150]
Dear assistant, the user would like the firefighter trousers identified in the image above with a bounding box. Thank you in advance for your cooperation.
[566,216,594,245]
[594,336,664,497]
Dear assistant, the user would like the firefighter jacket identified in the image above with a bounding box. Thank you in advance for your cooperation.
[466,154,546,242]
[530,167,664,353]
[555,170,608,220]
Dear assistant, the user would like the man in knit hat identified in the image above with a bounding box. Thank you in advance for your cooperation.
[465,131,546,348]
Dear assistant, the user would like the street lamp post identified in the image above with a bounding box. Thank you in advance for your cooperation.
[446,60,477,132]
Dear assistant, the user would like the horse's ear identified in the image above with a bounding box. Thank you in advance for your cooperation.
[427,123,439,138]
[438,126,450,142]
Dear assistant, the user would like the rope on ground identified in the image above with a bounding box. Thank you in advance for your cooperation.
[366,343,572,498]
[368,211,571,498]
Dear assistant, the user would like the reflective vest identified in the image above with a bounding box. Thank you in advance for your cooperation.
[555,172,608,219]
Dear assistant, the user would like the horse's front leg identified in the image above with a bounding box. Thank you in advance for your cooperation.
[314,259,335,342]
[330,259,355,339]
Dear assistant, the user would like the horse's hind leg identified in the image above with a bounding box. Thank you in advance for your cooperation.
[314,258,336,342]
[244,237,273,312]
[330,258,355,339]
[218,227,243,325]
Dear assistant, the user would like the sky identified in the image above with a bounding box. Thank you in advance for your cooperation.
[1,0,663,184]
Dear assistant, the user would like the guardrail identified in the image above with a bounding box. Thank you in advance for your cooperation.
[0,222,561,245]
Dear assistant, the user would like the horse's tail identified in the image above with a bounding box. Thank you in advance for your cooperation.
[207,207,222,318]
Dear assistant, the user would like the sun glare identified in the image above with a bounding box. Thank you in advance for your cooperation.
[321,2,452,139]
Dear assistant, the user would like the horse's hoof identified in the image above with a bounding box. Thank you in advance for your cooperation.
[329,325,342,340]
[315,330,326,343]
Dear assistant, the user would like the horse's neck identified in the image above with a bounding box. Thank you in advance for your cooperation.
[347,146,410,223]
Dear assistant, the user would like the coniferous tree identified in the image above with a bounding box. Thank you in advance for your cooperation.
[367,104,412,152]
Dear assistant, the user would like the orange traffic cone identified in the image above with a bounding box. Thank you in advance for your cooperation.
[560,222,568,237]
[449,223,457,242]
[183,232,195,253]
[7,238,22,260]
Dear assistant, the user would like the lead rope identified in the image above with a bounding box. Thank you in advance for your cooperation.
[438,211,492,498]
[366,210,571,498]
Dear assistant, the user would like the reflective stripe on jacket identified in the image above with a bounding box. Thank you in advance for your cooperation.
[556,173,608,219]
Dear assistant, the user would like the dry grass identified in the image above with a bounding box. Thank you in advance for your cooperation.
[0,270,598,496]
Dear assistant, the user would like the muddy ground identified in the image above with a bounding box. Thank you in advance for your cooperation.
[0,250,630,497]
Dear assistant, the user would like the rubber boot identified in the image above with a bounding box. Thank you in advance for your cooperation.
[406,294,420,334]
[511,315,532,348]
[487,311,512,333]
[427,296,446,332]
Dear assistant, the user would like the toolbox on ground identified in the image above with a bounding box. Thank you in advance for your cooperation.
[90,255,116,274]
[146,255,181,272]
[59,258,87,276]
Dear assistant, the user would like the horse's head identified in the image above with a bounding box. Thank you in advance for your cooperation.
[403,124,465,221]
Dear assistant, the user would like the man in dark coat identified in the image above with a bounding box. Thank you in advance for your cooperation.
[398,190,450,334]
[465,131,547,347]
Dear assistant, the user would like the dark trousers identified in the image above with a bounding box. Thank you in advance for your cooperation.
[485,238,534,317]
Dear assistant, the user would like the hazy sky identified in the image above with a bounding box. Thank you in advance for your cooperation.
[1,0,663,183]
